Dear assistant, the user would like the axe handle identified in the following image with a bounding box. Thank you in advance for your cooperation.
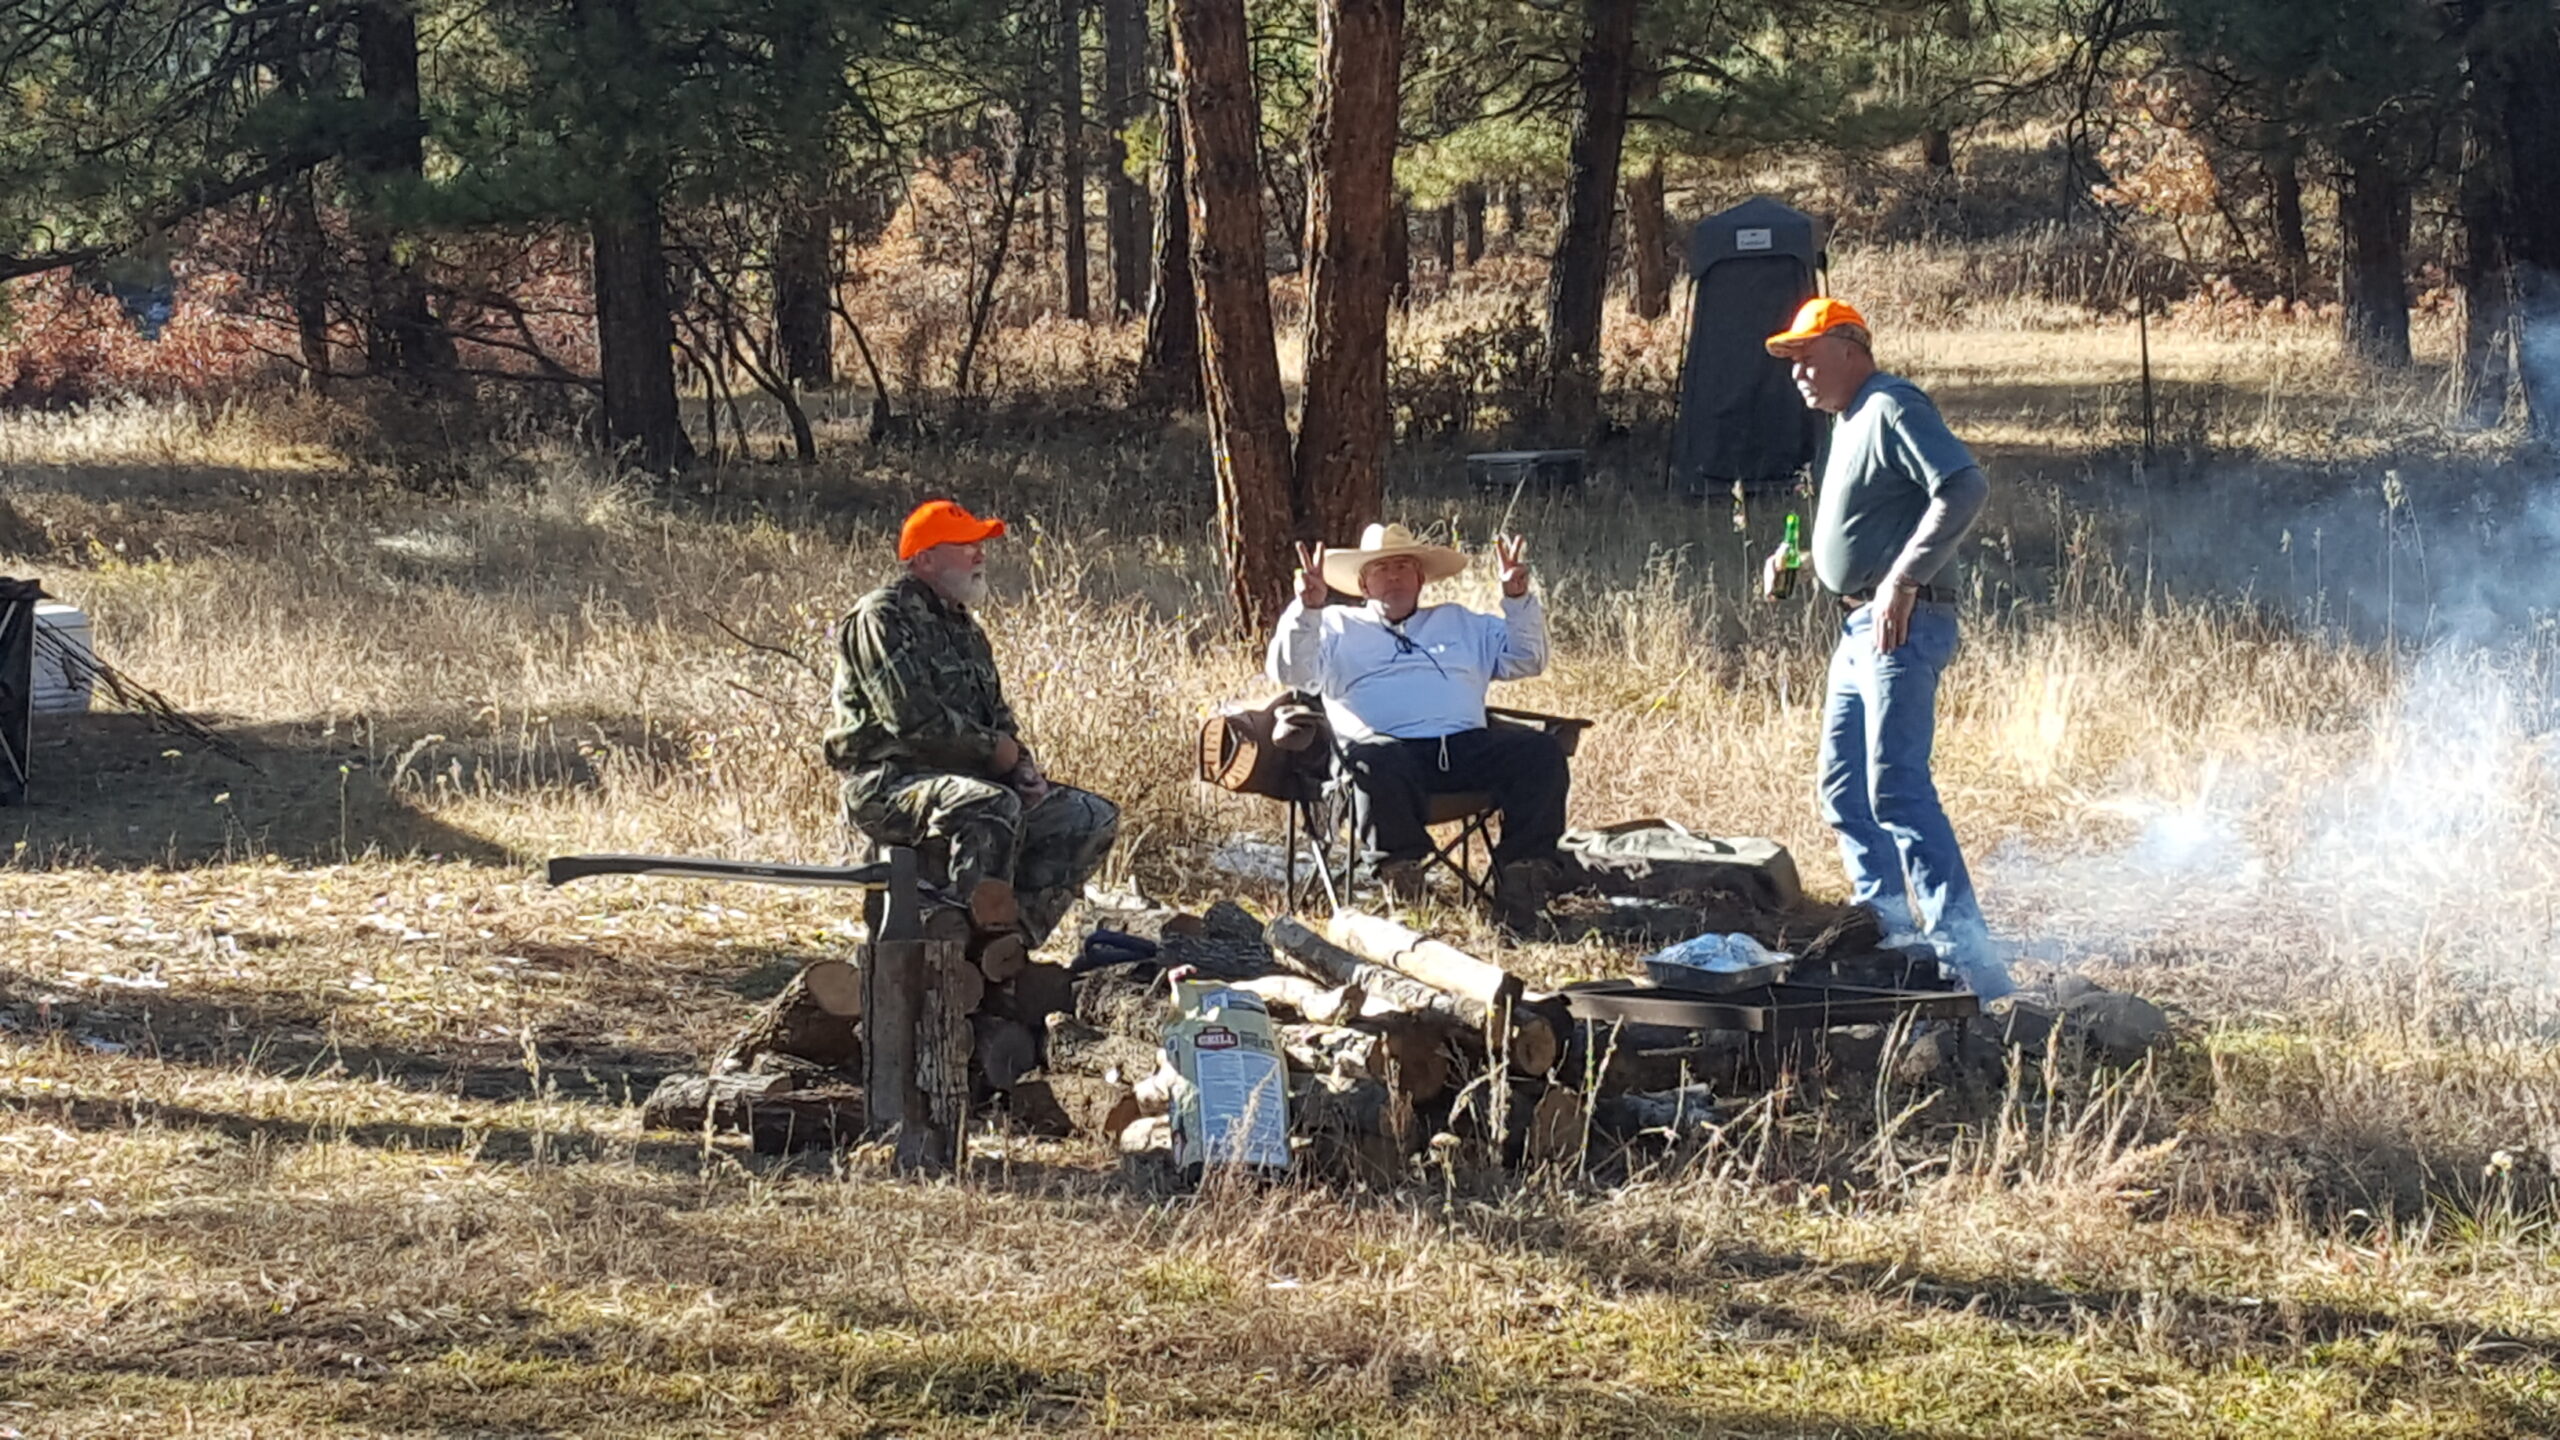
[544,854,896,889]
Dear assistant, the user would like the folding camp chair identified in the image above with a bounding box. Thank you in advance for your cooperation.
[1283,706,1592,914]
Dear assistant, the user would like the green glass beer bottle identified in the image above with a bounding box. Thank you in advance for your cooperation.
[1770,512,1805,599]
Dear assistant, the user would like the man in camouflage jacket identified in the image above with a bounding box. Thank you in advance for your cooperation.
[823,500,1119,948]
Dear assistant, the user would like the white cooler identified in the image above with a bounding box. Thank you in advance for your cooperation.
[33,602,96,714]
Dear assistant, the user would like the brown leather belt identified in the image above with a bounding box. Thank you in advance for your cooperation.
[1840,584,1956,612]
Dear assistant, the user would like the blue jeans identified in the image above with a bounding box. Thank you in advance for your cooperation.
[1818,602,2004,991]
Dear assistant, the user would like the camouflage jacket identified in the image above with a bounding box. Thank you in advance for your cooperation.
[822,575,1016,776]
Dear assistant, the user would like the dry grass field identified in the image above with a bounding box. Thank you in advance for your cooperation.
[6,278,2560,1436]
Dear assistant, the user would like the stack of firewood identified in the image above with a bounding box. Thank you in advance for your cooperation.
[642,890,1733,1178]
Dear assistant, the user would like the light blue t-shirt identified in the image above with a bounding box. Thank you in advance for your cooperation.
[1812,372,1982,595]
[1266,595,1549,742]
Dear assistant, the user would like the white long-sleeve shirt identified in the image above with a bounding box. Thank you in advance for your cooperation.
[1265,593,1548,743]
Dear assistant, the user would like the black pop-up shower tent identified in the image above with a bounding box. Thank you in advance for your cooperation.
[1668,197,1828,494]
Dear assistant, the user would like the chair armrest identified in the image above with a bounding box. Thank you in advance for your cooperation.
[1486,706,1594,758]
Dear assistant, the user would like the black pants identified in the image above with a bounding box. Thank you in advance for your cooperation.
[1341,726,1570,867]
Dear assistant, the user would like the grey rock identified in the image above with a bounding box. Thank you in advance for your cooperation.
[2063,991,2174,1064]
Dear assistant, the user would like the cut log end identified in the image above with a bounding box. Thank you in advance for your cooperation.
[975,933,1030,983]
[969,878,1021,935]
[799,958,863,1017]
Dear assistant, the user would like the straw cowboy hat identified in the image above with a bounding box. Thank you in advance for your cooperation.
[1322,522,1469,594]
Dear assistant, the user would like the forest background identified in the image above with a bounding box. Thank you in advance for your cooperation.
[7,0,2560,1433]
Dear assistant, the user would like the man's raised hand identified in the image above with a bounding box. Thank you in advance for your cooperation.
[1496,534,1532,598]
[1294,541,1329,610]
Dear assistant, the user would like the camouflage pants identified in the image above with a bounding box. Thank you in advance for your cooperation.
[844,767,1120,949]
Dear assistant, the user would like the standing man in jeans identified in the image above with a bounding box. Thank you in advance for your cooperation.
[1763,298,2011,996]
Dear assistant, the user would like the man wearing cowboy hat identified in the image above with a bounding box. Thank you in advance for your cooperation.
[1267,522,1563,924]
[1762,298,2008,996]
[823,499,1120,948]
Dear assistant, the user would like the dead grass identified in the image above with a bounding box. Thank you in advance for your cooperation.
[5,288,2560,1434]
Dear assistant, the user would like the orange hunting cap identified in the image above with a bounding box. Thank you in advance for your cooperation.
[1765,297,1872,356]
[898,499,1007,561]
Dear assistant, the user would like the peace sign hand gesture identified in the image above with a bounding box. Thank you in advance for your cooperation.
[1294,541,1330,609]
[1495,534,1532,598]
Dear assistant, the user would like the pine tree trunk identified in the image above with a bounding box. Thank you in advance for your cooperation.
[1101,0,1152,317]
[2268,148,2309,305]
[2491,0,2560,436]
[1433,204,1456,274]
[1140,84,1203,409]
[774,204,836,389]
[1387,196,1411,311]
[2337,130,2412,368]
[1504,186,1527,238]
[2456,24,2515,427]
[1294,0,1404,545]
[592,192,690,472]
[1300,0,1402,540]
[1626,157,1670,320]
[1060,0,1092,321]
[1921,127,1954,174]
[1543,0,1638,430]
[1171,0,1298,632]
[352,0,451,383]
[1459,181,1486,265]
[284,177,332,389]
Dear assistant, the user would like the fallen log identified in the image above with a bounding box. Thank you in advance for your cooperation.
[1274,916,1557,1075]
[640,1073,868,1154]
[713,958,864,1072]
[1326,910,1521,1011]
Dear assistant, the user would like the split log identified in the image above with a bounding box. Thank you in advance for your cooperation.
[1045,1013,1160,1081]
[1157,929,1277,981]
[1023,1073,1143,1139]
[1072,962,1167,1039]
[1289,1073,1417,1184]
[1272,917,1556,1075]
[1523,1084,1584,1165]
[1591,1083,1722,1141]
[922,905,974,947]
[713,958,864,1072]
[1277,1021,1451,1105]
[974,933,1029,983]
[972,1013,1041,1093]
[991,1078,1077,1137]
[640,1073,868,1154]
[1232,974,1362,1024]
[984,960,1076,1034]
[1562,1017,1748,1094]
